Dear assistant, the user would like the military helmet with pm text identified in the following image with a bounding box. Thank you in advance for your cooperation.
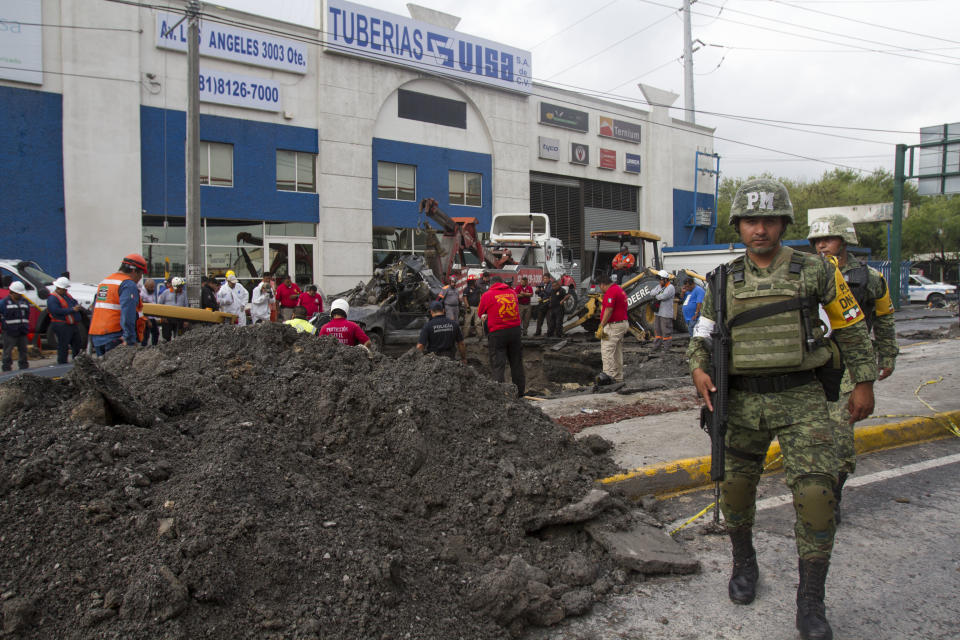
[729,178,794,224]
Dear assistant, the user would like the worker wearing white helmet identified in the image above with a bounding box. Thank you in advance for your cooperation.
[216,269,249,326]
[1,280,32,371]
[157,275,190,341]
[47,276,84,364]
[317,298,371,347]
[651,270,675,350]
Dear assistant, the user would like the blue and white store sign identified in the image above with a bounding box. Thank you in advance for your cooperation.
[324,0,531,94]
[0,0,43,85]
[538,136,560,161]
[156,11,308,74]
[198,68,281,112]
[625,153,642,174]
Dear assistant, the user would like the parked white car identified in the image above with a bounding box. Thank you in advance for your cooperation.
[908,273,956,307]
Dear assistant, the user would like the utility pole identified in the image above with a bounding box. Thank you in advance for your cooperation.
[185,0,202,307]
[682,0,695,124]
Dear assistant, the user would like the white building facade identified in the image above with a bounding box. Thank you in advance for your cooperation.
[0,0,716,294]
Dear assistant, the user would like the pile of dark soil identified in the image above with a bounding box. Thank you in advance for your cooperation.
[0,324,656,639]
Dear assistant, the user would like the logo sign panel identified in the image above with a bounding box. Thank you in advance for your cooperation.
[571,143,589,165]
[324,0,531,93]
[0,0,43,85]
[625,153,642,174]
[541,102,589,132]
[199,68,281,111]
[599,148,616,170]
[156,11,308,74]
[538,136,560,161]
[599,116,642,144]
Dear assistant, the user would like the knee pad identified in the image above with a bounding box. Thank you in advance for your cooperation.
[793,475,836,532]
[721,472,758,513]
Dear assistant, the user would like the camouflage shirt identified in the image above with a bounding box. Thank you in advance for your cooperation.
[688,247,877,429]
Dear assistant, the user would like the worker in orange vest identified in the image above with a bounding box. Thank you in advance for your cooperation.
[611,245,636,278]
[89,253,148,356]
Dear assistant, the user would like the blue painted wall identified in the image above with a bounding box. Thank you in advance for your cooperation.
[141,106,319,223]
[372,138,492,230]
[0,86,66,275]
[672,188,716,247]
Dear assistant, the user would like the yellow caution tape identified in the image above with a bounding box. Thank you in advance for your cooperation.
[912,377,960,438]
[670,454,784,535]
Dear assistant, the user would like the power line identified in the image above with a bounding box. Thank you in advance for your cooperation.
[544,9,677,80]
[634,0,960,65]
[693,0,960,63]
[605,56,681,92]
[768,0,960,45]
[528,0,620,50]
[9,22,143,33]
[0,64,140,84]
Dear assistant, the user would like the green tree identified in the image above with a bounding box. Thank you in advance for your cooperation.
[715,169,923,259]
[902,195,960,265]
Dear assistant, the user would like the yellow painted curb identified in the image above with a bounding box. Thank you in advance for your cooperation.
[599,410,960,500]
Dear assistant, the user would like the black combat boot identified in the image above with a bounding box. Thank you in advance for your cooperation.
[833,472,848,526]
[727,527,759,604]
[796,557,833,640]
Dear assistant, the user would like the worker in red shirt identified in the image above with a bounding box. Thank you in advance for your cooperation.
[595,272,629,383]
[514,275,534,336]
[275,275,302,321]
[477,276,525,397]
[611,245,636,278]
[318,298,371,348]
[296,284,324,317]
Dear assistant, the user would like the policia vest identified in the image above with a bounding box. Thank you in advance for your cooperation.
[725,248,832,376]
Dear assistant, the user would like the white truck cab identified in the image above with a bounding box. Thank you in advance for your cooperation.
[487,213,574,279]
[0,259,97,308]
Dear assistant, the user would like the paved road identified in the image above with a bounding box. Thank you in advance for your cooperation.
[532,436,960,640]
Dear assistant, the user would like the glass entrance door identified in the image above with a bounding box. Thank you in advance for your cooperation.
[266,238,316,287]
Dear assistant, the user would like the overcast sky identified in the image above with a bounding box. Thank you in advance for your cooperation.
[214,0,960,183]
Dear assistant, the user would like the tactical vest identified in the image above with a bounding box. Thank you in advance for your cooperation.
[725,248,831,375]
[843,264,877,331]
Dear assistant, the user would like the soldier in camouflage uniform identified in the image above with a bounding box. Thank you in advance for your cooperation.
[688,179,878,640]
[808,214,897,524]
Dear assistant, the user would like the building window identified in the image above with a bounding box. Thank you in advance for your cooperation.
[449,170,481,207]
[200,142,233,187]
[276,150,316,193]
[377,161,416,201]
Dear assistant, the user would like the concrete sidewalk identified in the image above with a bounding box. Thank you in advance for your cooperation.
[537,337,960,499]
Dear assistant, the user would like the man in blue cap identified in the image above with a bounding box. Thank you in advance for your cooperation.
[417,300,468,363]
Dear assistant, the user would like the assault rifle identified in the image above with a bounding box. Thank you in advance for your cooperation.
[699,265,730,523]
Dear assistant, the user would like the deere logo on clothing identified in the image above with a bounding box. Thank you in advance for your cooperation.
[745,191,775,211]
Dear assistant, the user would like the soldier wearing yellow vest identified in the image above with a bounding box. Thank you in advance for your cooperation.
[89,253,147,356]
[687,179,877,640]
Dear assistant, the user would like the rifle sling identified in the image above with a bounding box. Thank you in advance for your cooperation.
[726,296,817,330]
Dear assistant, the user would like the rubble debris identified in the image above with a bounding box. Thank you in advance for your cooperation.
[0,323,696,639]
[554,396,700,434]
[586,520,701,575]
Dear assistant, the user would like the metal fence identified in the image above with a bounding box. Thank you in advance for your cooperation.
[867,260,912,303]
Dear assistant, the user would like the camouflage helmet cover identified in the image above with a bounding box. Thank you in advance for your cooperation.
[807,214,858,246]
[729,178,794,224]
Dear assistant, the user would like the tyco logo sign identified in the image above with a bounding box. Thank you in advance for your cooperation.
[571,143,589,165]
[538,136,560,160]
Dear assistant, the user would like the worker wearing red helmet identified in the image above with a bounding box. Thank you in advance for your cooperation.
[89,253,148,356]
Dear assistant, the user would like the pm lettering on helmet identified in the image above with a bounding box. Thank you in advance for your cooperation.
[746,191,775,211]
[809,221,830,236]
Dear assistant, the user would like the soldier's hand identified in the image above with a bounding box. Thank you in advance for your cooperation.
[594,326,607,340]
[878,366,894,381]
[847,381,875,423]
[692,368,716,412]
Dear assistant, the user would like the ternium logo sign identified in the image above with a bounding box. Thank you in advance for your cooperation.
[598,116,641,144]
[571,143,589,165]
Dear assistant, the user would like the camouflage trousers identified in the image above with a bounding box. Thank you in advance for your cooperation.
[720,383,839,560]
[827,390,856,475]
